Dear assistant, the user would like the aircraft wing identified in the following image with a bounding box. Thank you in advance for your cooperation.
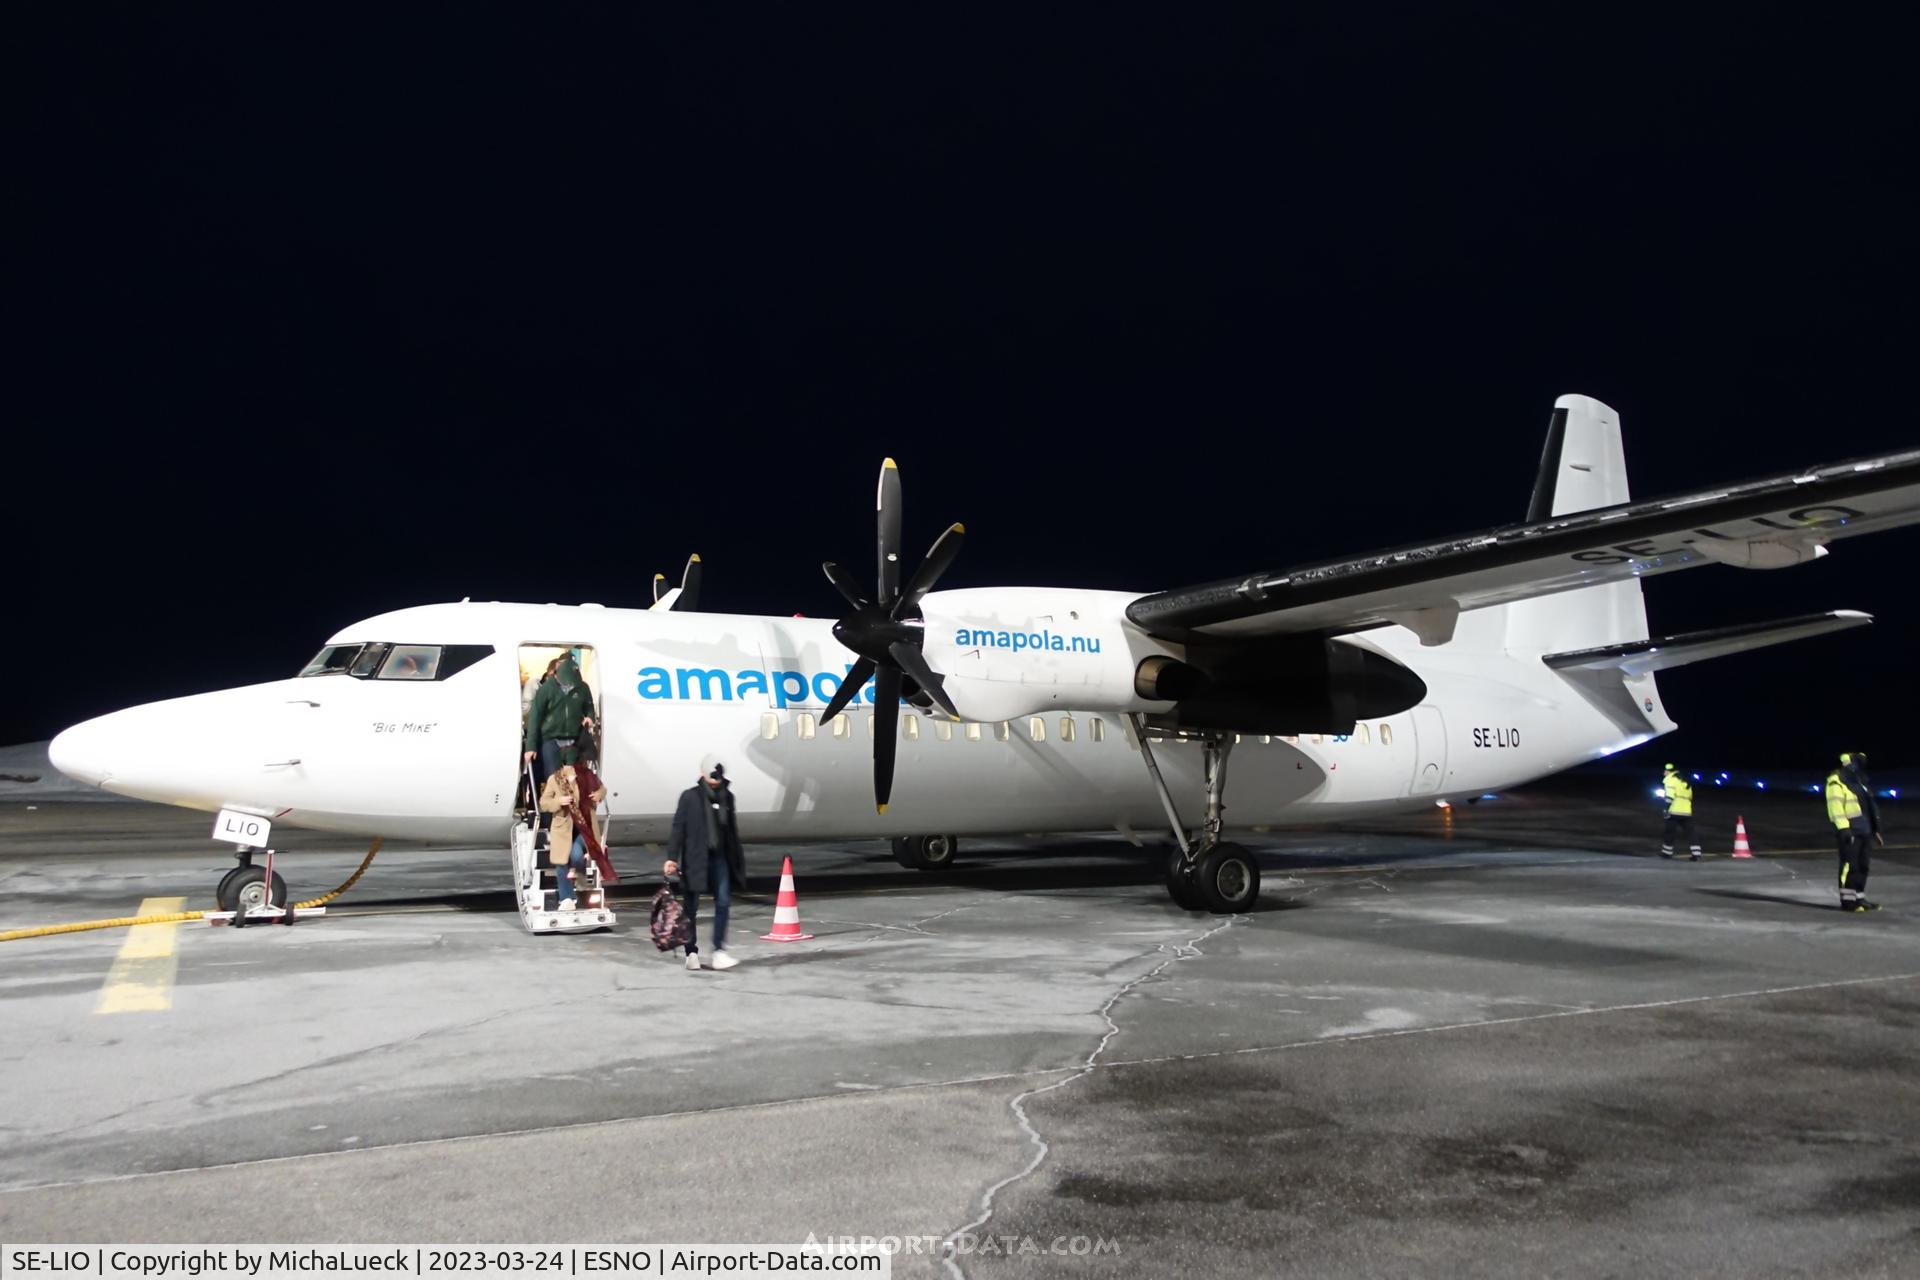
[1125,449,1920,643]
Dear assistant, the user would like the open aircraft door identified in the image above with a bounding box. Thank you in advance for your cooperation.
[1409,705,1448,796]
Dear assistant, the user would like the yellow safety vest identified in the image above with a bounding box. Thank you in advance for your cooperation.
[1664,774,1692,816]
[1825,772,1863,829]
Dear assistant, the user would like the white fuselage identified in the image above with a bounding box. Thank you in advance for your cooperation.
[48,597,1670,848]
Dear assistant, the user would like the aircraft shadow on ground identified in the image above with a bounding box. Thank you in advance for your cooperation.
[1693,887,1842,913]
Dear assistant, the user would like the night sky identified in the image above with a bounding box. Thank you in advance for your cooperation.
[11,10,1918,771]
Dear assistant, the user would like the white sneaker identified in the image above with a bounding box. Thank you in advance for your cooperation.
[559,899,576,912]
[711,950,738,971]
[685,952,702,971]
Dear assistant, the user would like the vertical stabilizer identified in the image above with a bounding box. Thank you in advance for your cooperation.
[1503,395,1651,653]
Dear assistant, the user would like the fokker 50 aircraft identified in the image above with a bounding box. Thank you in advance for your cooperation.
[50,396,1920,918]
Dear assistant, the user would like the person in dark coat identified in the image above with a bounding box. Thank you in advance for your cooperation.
[663,754,748,971]
[522,652,596,794]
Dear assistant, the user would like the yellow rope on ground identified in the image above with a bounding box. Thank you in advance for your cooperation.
[0,839,383,943]
[294,838,382,908]
[0,910,206,941]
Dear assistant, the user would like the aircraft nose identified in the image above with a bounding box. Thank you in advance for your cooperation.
[49,717,114,787]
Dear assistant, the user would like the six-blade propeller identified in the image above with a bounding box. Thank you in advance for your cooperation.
[821,458,964,813]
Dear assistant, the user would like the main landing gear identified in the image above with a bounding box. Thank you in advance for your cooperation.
[892,834,959,870]
[216,848,287,915]
[1129,714,1262,914]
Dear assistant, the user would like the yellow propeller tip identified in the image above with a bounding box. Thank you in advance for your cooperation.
[877,803,889,815]
[652,573,666,581]
[953,522,966,534]
[689,553,702,563]
[882,458,898,470]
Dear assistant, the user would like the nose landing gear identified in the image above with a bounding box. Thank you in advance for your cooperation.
[215,849,287,915]
[1132,714,1262,914]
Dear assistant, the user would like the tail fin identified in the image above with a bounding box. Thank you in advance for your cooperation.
[1501,394,1652,653]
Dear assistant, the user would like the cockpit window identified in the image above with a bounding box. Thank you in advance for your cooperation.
[349,643,392,678]
[378,645,441,680]
[299,645,364,677]
[298,642,493,681]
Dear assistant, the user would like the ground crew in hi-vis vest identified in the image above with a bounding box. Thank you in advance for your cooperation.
[1825,752,1883,912]
[1660,763,1701,860]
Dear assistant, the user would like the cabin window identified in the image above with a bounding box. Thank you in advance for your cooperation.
[1379,723,1393,745]
[1060,716,1076,742]
[1355,723,1370,744]
[996,721,1012,742]
[867,714,877,738]
[903,715,920,741]
[1090,717,1105,743]
[832,714,851,740]
[936,720,953,741]
[760,713,779,741]
[1028,717,1046,742]
[1260,734,1272,744]
[1284,735,1298,744]
[1308,733,1323,745]
[797,713,817,740]
[965,722,983,742]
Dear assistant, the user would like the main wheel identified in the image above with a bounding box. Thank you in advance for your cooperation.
[1196,842,1261,914]
[893,835,959,870]
[219,865,289,915]
[1165,844,1202,910]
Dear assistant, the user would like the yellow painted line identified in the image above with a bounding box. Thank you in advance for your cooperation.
[94,897,187,1015]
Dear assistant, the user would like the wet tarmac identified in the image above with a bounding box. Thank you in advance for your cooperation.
[1,777,1915,1277]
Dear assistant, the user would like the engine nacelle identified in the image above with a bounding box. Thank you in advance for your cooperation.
[1155,633,1428,734]
[919,587,1182,722]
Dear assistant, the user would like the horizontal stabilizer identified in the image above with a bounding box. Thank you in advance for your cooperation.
[1542,610,1871,677]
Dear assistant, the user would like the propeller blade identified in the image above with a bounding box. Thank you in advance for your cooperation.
[897,522,965,617]
[888,640,958,719]
[872,665,901,813]
[822,561,868,610]
[877,457,903,606]
[672,553,703,611]
[652,573,669,605]
[820,657,876,723]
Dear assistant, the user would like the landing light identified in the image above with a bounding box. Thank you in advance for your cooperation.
[1757,781,1767,790]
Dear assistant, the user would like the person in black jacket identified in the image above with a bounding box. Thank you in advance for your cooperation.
[663,755,747,971]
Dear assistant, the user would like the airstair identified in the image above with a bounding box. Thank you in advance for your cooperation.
[513,765,615,935]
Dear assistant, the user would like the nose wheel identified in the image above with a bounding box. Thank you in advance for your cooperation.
[216,851,288,915]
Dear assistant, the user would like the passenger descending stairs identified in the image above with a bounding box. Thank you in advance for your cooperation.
[512,779,615,935]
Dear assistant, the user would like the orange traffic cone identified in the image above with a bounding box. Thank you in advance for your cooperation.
[1731,816,1754,858]
[760,856,815,941]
